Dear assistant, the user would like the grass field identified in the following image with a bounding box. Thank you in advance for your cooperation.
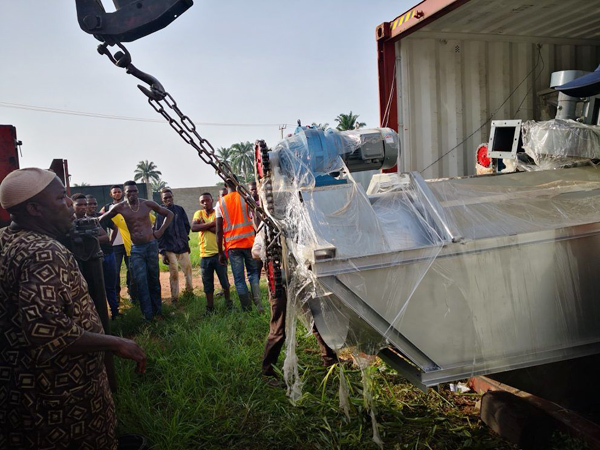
[113,235,590,449]
[111,287,525,450]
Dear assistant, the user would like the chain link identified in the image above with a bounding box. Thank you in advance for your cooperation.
[146,93,279,233]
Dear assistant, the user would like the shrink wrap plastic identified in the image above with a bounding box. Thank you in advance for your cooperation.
[262,129,600,395]
[522,119,600,169]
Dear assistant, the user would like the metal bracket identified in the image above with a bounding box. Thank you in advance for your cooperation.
[76,0,193,44]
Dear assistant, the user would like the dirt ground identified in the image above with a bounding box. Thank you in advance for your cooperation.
[158,268,239,301]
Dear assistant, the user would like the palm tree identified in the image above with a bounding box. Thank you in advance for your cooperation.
[150,178,169,193]
[72,182,90,187]
[335,111,366,131]
[229,141,254,183]
[134,160,162,185]
[216,147,233,164]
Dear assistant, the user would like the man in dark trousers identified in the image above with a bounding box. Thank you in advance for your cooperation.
[84,194,120,320]
[100,185,135,302]
[251,229,340,383]
[100,181,173,321]
[154,188,193,303]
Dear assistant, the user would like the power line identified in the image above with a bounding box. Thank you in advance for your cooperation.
[0,101,290,128]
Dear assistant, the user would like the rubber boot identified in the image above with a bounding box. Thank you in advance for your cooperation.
[250,283,264,313]
[238,293,252,312]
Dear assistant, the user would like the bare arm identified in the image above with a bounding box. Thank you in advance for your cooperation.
[64,332,146,373]
[98,203,122,225]
[146,201,174,239]
[217,216,226,265]
[192,217,216,232]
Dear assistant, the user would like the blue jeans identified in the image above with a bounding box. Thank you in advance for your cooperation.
[201,254,230,294]
[130,240,162,320]
[228,248,258,295]
[102,252,119,317]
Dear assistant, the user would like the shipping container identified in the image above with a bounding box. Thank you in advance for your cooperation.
[376,0,600,179]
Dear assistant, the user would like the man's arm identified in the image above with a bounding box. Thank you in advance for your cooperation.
[98,203,122,225]
[192,217,216,232]
[217,216,226,265]
[18,249,145,373]
[181,207,191,235]
[146,201,174,238]
[97,224,110,245]
[64,332,146,373]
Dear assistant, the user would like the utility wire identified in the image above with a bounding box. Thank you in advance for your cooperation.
[0,101,290,128]
[419,45,544,175]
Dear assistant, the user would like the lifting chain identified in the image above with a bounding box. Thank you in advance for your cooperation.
[97,41,285,299]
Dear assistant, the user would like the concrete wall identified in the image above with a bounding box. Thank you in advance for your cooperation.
[166,186,222,222]
[73,184,220,222]
[73,184,149,210]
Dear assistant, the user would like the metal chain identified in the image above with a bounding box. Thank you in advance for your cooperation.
[96,41,285,296]
[146,92,279,233]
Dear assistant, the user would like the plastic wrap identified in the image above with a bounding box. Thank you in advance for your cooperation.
[522,119,600,169]
[262,129,600,435]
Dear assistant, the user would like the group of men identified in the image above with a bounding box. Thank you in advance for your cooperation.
[0,168,341,448]
[90,179,264,320]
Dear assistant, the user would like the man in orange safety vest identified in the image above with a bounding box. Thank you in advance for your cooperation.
[216,178,263,312]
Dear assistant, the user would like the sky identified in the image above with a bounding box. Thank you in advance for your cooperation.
[0,1,413,188]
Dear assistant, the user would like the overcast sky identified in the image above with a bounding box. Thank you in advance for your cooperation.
[0,1,412,188]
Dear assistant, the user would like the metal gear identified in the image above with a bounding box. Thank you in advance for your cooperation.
[255,140,284,299]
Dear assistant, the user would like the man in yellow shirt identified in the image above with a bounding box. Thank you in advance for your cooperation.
[192,192,231,313]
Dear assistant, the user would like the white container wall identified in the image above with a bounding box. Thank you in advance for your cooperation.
[395,37,600,179]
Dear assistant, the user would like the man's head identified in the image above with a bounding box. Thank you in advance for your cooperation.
[110,185,123,203]
[123,181,138,204]
[0,168,74,238]
[199,192,213,211]
[72,193,88,219]
[86,195,98,215]
[249,181,258,201]
[219,187,228,199]
[225,177,237,193]
[161,188,174,207]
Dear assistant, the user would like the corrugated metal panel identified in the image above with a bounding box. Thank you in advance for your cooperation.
[418,0,600,40]
[395,37,600,178]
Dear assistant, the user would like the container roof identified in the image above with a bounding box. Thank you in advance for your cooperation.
[379,0,600,43]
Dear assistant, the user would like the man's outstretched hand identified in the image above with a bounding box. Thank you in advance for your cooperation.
[114,337,147,373]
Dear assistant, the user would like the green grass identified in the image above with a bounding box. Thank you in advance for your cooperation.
[110,289,521,450]
[157,233,201,272]
[116,238,590,449]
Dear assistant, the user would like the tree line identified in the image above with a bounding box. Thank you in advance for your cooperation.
[73,111,366,189]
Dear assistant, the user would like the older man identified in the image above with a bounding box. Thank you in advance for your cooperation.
[0,168,146,449]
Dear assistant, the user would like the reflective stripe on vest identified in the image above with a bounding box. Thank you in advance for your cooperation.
[220,191,255,249]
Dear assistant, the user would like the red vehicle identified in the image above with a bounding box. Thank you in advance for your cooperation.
[0,125,20,227]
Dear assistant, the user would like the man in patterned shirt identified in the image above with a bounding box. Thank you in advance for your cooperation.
[0,168,146,449]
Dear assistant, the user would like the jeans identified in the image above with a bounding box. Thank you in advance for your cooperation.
[130,240,162,320]
[228,248,258,296]
[102,252,119,317]
[200,254,230,294]
[113,244,133,299]
[165,251,193,300]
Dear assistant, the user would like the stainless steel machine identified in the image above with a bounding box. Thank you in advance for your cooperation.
[257,121,600,391]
